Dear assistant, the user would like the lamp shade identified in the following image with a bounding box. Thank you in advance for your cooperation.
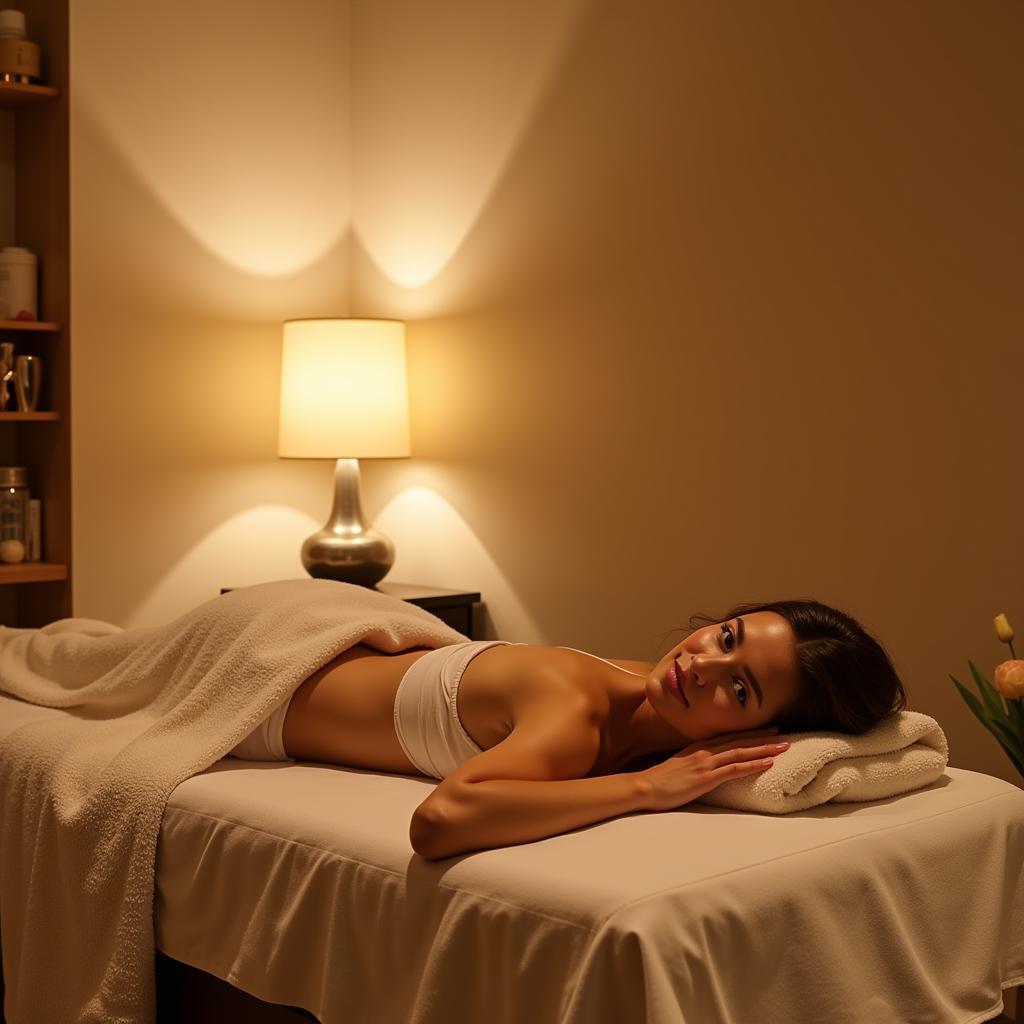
[278,318,411,459]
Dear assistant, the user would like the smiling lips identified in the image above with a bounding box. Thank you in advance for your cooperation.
[668,659,689,706]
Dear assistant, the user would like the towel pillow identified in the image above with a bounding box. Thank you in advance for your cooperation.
[696,710,949,814]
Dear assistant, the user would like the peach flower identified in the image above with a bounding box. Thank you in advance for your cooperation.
[993,660,1024,700]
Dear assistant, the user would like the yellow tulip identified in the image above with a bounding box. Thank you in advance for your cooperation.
[994,613,1015,644]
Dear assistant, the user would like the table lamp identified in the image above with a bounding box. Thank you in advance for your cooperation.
[278,318,410,587]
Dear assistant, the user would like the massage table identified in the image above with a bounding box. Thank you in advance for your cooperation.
[1,690,1023,1024]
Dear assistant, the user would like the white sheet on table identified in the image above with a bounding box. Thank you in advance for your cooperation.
[3,694,1021,1024]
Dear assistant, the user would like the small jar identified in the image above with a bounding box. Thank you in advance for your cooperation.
[0,465,28,544]
[0,247,37,320]
[0,10,40,83]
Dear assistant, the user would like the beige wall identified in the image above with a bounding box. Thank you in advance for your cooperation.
[351,0,1024,785]
[72,0,1023,785]
[71,0,352,625]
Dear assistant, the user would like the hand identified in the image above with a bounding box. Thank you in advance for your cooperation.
[639,726,789,812]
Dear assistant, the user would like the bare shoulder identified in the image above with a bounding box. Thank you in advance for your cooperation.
[426,646,609,790]
[477,644,611,724]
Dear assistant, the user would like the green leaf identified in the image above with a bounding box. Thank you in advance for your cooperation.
[1008,697,1024,746]
[969,659,1007,720]
[950,675,1024,773]
[997,740,1024,779]
[983,706,1022,753]
[951,675,1000,735]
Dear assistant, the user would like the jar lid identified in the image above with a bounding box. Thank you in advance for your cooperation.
[0,466,27,486]
[0,11,26,39]
[0,246,36,264]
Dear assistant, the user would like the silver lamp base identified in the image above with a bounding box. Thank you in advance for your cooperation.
[301,458,394,588]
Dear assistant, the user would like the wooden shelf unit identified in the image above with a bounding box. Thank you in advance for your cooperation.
[0,81,59,107]
[0,561,66,583]
[0,319,60,330]
[0,0,70,627]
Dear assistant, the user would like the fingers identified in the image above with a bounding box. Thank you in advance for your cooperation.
[695,752,777,800]
[708,735,787,754]
[715,755,776,779]
[709,741,788,768]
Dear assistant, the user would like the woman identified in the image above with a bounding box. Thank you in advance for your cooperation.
[238,598,906,860]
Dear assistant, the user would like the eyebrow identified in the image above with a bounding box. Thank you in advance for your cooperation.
[735,616,764,709]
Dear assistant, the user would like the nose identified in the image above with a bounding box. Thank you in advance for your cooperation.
[689,652,728,687]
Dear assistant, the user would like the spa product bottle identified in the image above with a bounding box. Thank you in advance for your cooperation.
[0,465,28,546]
[0,10,40,83]
[26,497,39,560]
[14,353,41,410]
[0,247,38,320]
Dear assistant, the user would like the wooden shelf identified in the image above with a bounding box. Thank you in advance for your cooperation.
[0,320,60,331]
[0,562,67,584]
[0,6,71,626]
[0,82,58,107]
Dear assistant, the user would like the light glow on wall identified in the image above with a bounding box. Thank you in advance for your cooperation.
[351,0,589,289]
[122,503,320,629]
[73,0,350,277]
[376,483,544,643]
[73,0,589,290]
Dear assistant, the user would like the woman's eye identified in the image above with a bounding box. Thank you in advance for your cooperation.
[719,624,734,650]
[733,678,748,707]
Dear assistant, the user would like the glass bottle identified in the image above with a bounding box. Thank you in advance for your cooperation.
[0,466,29,544]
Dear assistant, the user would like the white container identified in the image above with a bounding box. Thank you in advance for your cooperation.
[0,9,25,36]
[0,247,37,320]
[0,11,40,81]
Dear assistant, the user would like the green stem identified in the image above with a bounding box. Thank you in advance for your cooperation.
[1010,640,1018,660]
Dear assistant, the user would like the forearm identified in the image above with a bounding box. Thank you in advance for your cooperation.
[411,772,653,860]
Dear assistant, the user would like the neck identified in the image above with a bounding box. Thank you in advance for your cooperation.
[601,664,689,771]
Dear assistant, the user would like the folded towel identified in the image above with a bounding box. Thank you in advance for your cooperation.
[0,578,467,1024]
[696,710,949,813]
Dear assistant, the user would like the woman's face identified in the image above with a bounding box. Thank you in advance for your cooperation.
[647,610,802,739]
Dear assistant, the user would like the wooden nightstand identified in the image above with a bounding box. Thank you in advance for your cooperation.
[219,582,482,640]
[374,582,482,639]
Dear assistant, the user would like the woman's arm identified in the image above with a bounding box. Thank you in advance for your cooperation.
[411,772,652,860]
[408,658,780,859]
[410,668,650,859]
[411,728,786,860]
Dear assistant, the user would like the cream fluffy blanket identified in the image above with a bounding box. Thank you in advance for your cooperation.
[0,579,467,1024]
[697,709,949,813]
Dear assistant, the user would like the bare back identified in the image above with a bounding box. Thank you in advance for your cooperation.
[281,642,653,778]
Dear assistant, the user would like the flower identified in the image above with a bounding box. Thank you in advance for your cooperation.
[994,613,1015,644]
[949,616,1024,781]
[994,660,1024,700]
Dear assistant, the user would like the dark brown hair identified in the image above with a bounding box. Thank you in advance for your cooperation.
[687,598,908,735]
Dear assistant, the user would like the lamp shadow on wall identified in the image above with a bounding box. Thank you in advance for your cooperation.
[375,481,543,643]
[72,0,353,281]
[125,503,314,628]
[73,95,359,625]
[71,100,354,321]
[73,81,562,629]
[72,0,596,628]
[124,487,542,642]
